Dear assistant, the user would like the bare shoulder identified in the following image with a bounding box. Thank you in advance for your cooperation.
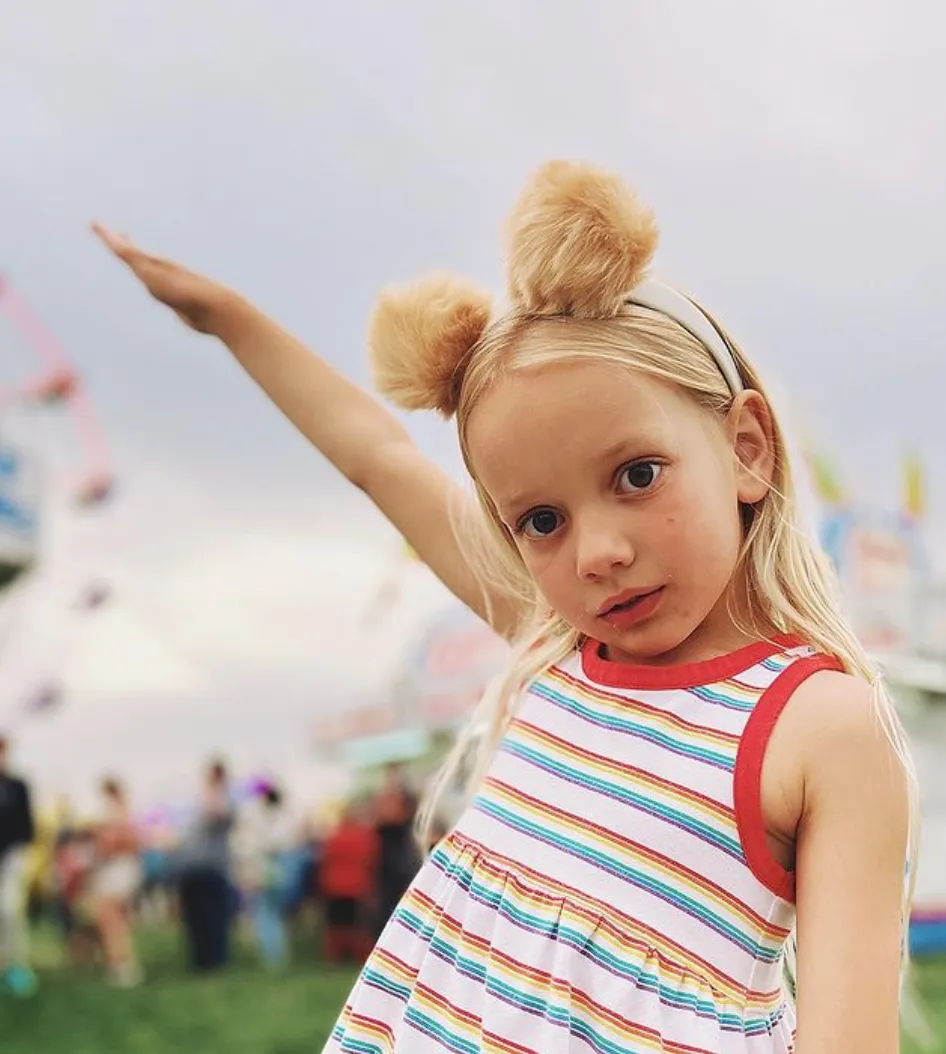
[782,668,911,804]
[766,669,874,764]
[783,668,897,747]
[778,668,871,731]
[760,668,909,860]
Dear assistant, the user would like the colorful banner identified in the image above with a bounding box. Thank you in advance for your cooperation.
[818,507,927,656]
[402,603,508,728]
[313,603,508,770]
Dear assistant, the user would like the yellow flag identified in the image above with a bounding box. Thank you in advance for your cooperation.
[806,451,845,506]
[903,454,924,519]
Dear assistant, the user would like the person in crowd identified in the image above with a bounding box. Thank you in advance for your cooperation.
[235,782,296,969]
[52,825,101,968]
[320,800,379,965]
[89,777,144,987]
[176,758,235,972]
[372,765,420,936]
[0,734,37,997]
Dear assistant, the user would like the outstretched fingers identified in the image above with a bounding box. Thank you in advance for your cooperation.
[91,222,135,256]
[90,224,217,327]
[91,223,165,275]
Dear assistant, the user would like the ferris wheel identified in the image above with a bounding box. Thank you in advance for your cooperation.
[0,272,115,723]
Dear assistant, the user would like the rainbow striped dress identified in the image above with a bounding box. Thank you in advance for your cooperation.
[324,635,840,1053]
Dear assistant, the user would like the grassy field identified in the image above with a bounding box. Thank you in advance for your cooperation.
[2,923,358,1053]
[3,924,946,1052]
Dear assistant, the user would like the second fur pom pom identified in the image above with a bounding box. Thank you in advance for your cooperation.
[504,160,659,318]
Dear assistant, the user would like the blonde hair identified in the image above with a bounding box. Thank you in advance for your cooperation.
[368,160,920,1006]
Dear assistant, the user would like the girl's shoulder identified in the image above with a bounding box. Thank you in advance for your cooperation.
[775,666,888,763]
[762,663,909,828]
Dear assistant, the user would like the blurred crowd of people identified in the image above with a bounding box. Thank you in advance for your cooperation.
[0,731,429,995]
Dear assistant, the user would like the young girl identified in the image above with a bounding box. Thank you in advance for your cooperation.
[94,160,915,1053]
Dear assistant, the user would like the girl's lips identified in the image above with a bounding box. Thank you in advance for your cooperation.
[598,587,665,630]
[597,586,663,617]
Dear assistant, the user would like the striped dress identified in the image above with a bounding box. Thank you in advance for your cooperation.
[324,635,840,1053]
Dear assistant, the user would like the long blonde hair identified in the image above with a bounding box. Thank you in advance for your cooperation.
[368,160,920,1005]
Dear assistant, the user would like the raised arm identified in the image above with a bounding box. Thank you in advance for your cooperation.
[91,227,524,637]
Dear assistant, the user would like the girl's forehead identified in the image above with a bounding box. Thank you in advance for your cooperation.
[468,359,696,453]
[466,360,709,499]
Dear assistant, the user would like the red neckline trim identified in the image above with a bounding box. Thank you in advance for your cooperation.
[580,633,803,690]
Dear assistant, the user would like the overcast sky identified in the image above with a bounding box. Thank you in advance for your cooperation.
[1,0,945,809]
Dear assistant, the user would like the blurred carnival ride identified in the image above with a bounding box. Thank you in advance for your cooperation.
[0,273,116,729]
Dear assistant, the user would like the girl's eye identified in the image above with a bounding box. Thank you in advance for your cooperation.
[618,461,663,493]
[518,508,562,539]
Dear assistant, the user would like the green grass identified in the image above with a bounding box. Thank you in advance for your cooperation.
[3,925,946,1052]
[1,923,359,1053]
[909,958,946,1053]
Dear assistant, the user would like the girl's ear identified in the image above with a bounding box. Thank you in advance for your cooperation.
[726,391,776,504]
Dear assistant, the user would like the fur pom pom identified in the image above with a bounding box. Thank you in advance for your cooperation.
[504,160,659,317]
[368,273,493,417]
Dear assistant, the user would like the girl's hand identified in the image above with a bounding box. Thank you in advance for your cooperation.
[91,224,241,335]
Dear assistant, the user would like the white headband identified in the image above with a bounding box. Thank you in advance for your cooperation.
[625,279,745,396]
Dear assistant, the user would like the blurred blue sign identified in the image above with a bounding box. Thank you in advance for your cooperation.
[0,441,39,569]
[341,726,432,770]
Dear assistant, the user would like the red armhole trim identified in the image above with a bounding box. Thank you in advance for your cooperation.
[733,654,845,902]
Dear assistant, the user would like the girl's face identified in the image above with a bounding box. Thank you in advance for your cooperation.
[466,358,774,665]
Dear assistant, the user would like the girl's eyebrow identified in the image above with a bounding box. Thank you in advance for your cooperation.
[494,489,543,518]
[595,437,657,464]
